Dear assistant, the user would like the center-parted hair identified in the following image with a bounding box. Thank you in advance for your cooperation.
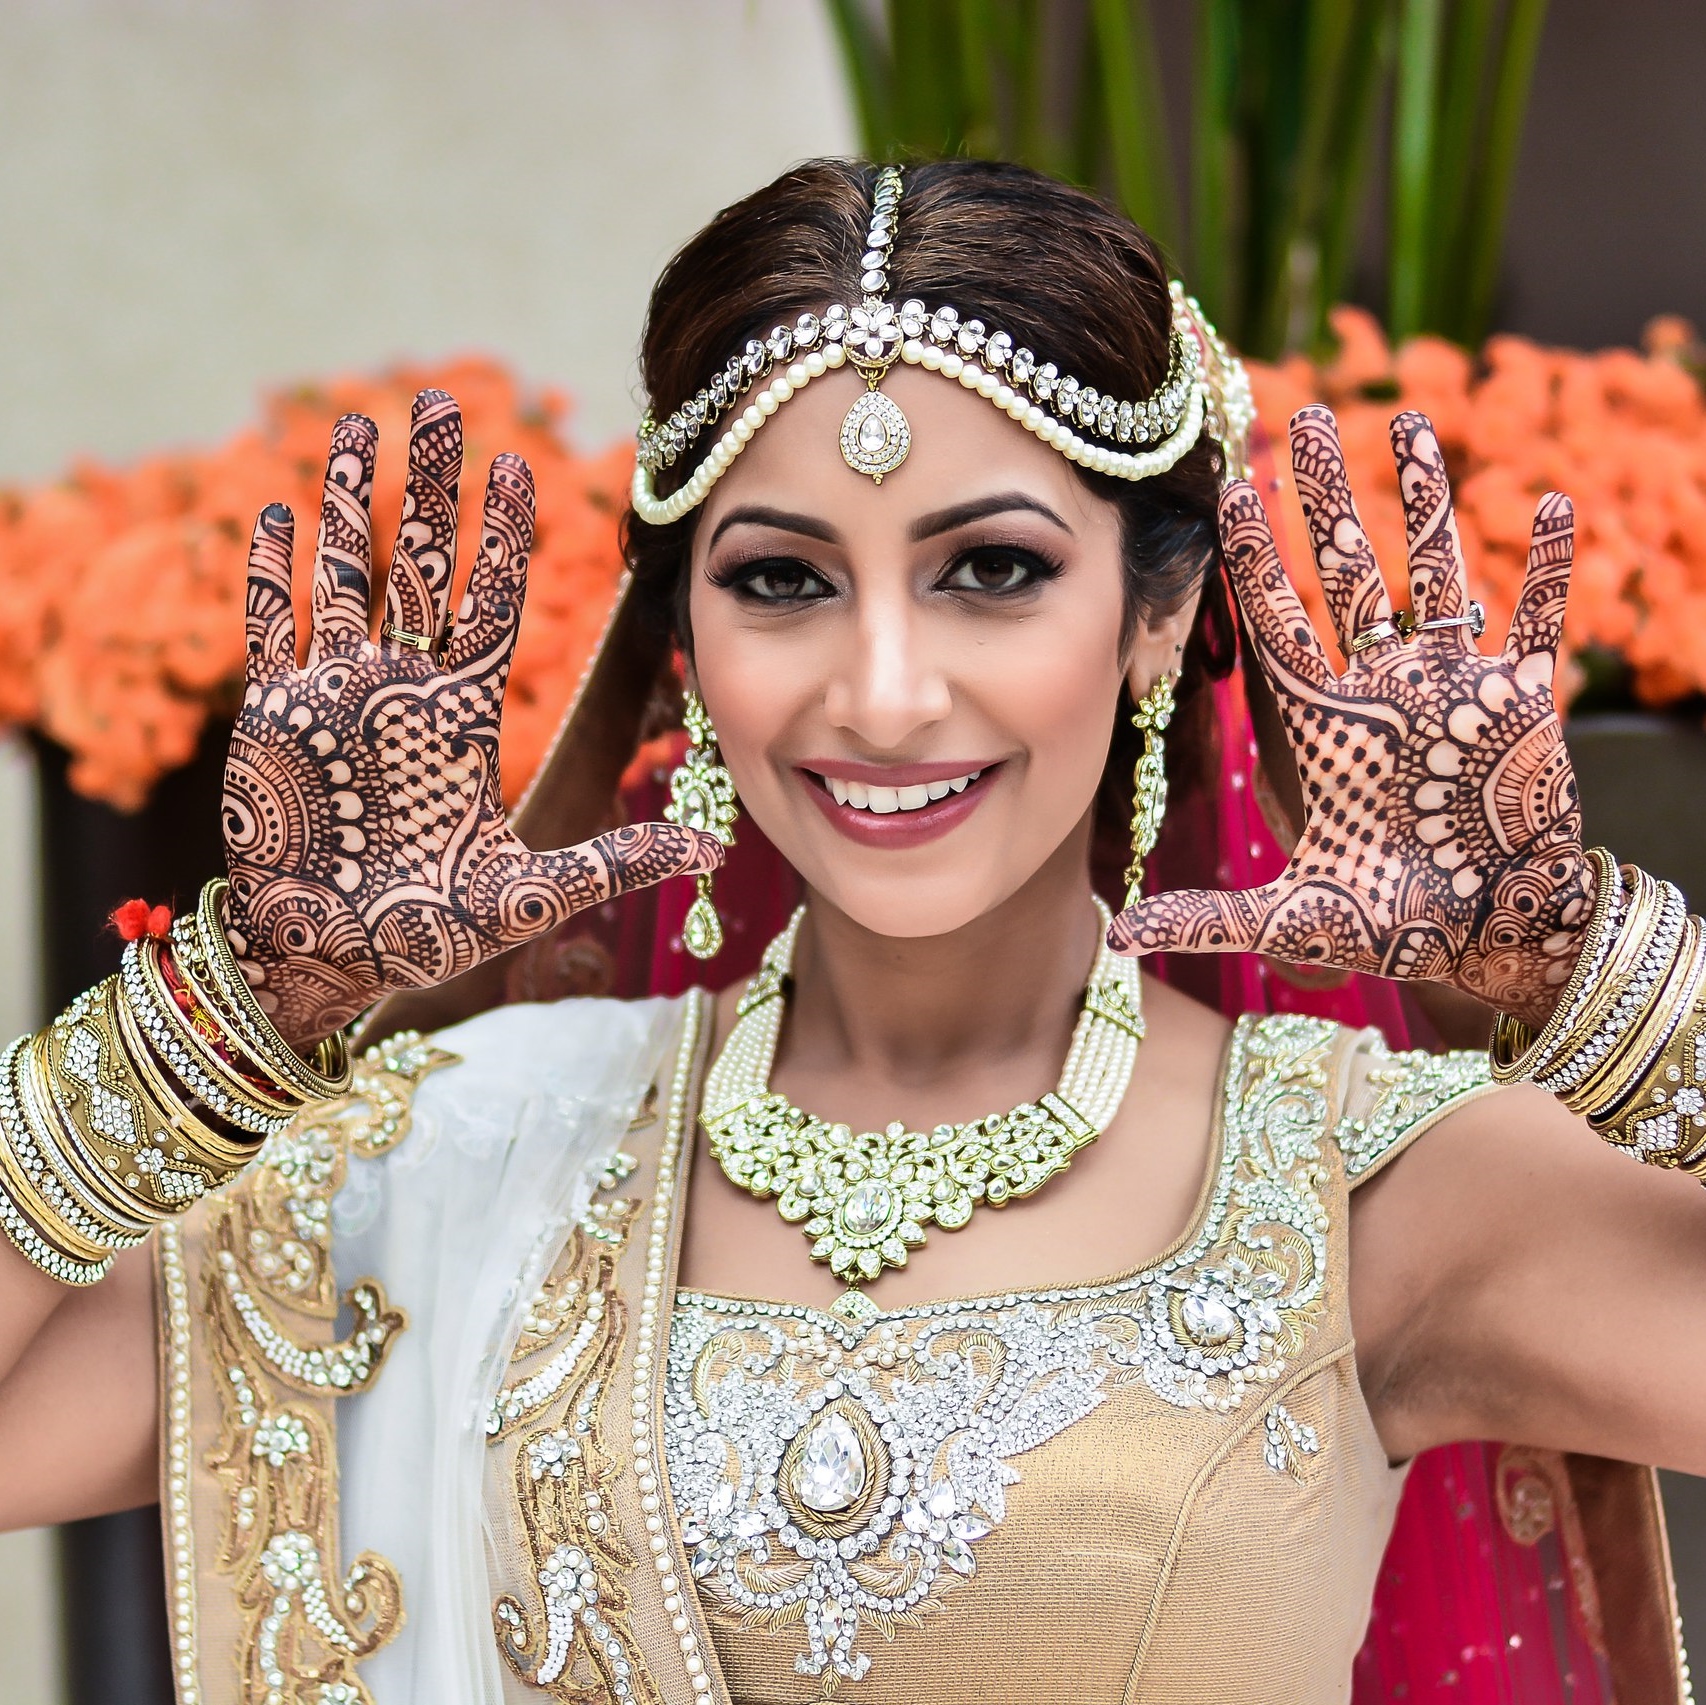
[622,157,1237,818]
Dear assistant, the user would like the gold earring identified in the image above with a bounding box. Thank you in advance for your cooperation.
[1122,672,1176,911]
[663,690,739,959]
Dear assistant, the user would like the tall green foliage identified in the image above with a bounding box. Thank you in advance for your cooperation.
[824,0,1548,358]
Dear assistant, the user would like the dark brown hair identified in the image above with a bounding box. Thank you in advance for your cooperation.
[622,157,1235,832]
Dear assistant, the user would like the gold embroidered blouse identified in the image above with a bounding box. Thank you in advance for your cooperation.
[655,1014,1493,1705]
[156,1001,1497,1705]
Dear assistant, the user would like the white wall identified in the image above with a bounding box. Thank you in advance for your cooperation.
[0,2,854,1694]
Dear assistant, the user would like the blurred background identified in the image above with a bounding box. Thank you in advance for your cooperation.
[1,1,1704,1700]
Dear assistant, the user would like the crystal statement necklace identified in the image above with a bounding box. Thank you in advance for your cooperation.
[701,899,1145,1325]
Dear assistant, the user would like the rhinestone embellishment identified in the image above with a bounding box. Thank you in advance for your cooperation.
[839,389,911,483]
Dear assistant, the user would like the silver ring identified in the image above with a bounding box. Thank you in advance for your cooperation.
[1413,599,1486,639]
[1347,618,1399,655]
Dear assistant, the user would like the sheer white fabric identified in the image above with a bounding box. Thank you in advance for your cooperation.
[329,994,682,1705]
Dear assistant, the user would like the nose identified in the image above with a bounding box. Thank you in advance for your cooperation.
[821,592,952,750]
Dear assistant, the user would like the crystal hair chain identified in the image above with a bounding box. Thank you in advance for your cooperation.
[632,166,1251,527]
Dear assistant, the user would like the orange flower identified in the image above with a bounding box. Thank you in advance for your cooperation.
[0,358,630,810]
[1250,316,1706,717]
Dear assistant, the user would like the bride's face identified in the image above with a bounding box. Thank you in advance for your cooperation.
[687,362,1196,939]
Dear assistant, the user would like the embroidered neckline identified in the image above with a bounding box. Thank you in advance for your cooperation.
[675,1010,1303,1334]
[662,1012,1345,1689]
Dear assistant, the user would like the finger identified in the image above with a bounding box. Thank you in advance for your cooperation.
[383,389,463,655]
[1504,492,1575,671]
[244,503,297,687]
[1389,411,1474,642]
[1218,480,1334,697]
[1288,405,1397,658]
[306,413,379,664]
[494,824,726,941]
[1107,885,1275,957]
[443,453,535,681]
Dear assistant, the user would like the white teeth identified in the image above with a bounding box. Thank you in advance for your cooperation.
[823,769,984,813]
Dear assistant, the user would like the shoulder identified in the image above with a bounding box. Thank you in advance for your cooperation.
[1212,1011,1496,1184]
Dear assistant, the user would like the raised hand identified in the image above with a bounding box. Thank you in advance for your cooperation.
[1110,407,1593,1029]
[221,391,721,1044]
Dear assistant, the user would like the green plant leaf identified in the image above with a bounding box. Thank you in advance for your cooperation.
[1389,0,1444,342]
[1090,0,1177,249]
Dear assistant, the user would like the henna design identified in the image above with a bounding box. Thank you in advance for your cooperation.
[1290,404,1396,653]
[382,388,462,648]
[220,395,724,1044]
[1111,410,1592,1028]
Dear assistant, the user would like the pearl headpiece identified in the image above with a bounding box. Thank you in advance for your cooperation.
[631,166,1253,527]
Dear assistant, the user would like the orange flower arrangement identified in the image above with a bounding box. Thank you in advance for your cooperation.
[7,327,1706,812]
[0,358,631,810]
[1249,308,1706,705]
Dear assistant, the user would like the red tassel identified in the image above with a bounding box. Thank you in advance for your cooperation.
[111,899,173,942]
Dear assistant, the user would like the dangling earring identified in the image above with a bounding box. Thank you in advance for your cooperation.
[663,690,739,959]
[1122,672,1176,911]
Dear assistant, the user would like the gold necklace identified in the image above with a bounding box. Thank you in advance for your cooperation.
[700,899,1145,1325]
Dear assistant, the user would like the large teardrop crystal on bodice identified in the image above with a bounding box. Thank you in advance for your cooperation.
[792,1411,868,1514]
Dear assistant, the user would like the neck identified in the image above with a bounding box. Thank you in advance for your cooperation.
[779,822,1103,1100]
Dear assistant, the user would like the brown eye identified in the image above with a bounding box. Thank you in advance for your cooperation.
[941,547,1057,594]
[724,558,832,602]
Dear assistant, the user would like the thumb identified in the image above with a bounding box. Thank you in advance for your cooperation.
[1107,885,1275,957]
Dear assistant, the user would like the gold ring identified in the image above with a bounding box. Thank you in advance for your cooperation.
[383,623,437,653]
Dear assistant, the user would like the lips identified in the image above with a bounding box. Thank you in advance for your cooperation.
[800,762,999,849]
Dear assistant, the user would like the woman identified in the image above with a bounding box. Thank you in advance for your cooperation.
[0,157,1700,1705]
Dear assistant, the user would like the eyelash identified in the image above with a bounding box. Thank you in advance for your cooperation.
[709,543,1065,605]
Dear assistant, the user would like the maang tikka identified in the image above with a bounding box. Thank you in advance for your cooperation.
[1122,672,1176,911]
[664,690,739,959]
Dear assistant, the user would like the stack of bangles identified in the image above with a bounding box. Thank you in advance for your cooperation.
[1493,845,1706,1175]
[0,877,351,1284]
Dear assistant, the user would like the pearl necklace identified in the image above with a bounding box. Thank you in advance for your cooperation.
[701,899,1145,1325]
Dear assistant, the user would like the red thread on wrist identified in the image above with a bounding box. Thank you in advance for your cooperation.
[111,899,174,942]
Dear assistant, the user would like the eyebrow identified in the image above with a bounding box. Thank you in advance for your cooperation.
[708,491,1074,551]
[708,506,841,549]
[909,492,1073,542]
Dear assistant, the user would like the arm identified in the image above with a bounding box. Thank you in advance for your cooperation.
[1112,404,1706,1467]
[0,392,722,1532]
[1352,1083,1706,1473]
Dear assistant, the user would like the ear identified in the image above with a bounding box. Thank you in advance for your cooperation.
[1123,586,1201,702]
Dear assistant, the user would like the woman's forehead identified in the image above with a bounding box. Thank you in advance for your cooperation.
[695,363,1112,543]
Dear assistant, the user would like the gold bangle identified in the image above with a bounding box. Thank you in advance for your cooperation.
[41,985,217,1221]
[109,973,256,1176]
[1576,914,1704,1118]
[124,936,297,1132]
[1555,876,1689,1111]
[0,1037,146,1256]
[16,1031,154,1239]
[1591,943,1706,1166]
[185,881,352,1103]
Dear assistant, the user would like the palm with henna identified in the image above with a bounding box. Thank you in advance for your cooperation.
[1110,407,1592,1030]
[220,390,722,1045]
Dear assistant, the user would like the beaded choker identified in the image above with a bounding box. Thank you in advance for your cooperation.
[633,166,1253,526]
[699,899,1146,1325]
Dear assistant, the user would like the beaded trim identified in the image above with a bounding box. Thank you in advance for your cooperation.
[632,165,1252,526]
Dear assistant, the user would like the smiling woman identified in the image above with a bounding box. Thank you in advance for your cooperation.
[0,157,1702,1705]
